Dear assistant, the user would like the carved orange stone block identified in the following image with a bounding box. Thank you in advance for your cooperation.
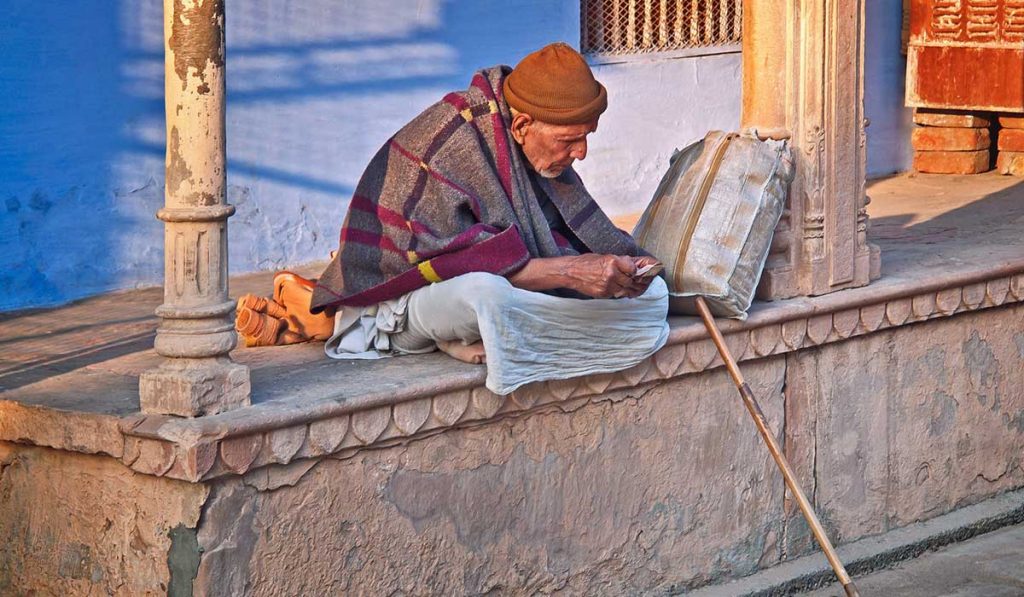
[911,127,990,151]
[913,150,991,174]
[998,114,1024,129]
[913,109,990,128]
[997,128,1024,152]
[996,151,1024,176]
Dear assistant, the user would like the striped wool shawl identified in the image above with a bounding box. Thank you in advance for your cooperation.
[310,66,642,313]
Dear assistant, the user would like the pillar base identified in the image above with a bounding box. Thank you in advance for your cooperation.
[139,357,251,417]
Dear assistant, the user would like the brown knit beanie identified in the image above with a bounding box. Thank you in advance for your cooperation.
[503,42,607,125]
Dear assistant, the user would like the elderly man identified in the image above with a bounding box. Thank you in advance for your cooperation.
[310,42,669,395]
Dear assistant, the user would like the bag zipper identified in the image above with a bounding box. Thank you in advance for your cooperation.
[673,132,738,291]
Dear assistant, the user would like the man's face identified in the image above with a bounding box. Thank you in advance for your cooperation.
[510,112,599,179]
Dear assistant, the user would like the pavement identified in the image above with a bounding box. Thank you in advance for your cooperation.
[801,523,1024,597]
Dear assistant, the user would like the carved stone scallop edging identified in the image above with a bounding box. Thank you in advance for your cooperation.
[470,387,504,420]
[858,303,886,333]
[832,309,860,339]
[653,343,688,378]
[936,287,962,316]
[781,318,808,350]
[127,437,176,477]
[508,387,539,411]
[167,441,218,482]
[262,425,306,465]
[962,282,987,308]
[986,277,1010,306]
[886,298,912,326]
[350,406,391,445]
[912,293,937,321]
[723,331,750,363]
[751,324,781,357]
[806,314,833,345]
[686,339,717,372]
[617,360,652,388]
[431,390,471,427]
[1011,274,1024,301]
[583,372,616,395]
[393,398,432,435]
[302,415,349,457]
[545,378,581,402]
[219,434,263,475]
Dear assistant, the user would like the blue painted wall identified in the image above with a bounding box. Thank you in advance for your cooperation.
[1,0,744,312]
[865,0,914,178]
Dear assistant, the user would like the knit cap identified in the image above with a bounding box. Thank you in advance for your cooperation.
[503,42,608,125]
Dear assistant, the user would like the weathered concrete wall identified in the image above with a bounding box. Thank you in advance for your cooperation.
[191,304,1024,594]
[0,443,208,596]
[195,359,788,595]
[783,302,1024,558]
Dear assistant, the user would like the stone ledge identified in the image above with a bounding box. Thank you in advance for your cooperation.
[108,260,1024,482]
[2,257,1022,482]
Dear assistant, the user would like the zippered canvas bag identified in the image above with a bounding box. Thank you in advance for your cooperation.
[633,130,795,319]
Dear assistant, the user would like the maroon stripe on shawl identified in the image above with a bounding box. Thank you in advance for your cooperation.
[350,194,435,236]
[472,74,514,200]
[442,92,470,112]
[389,139,484,220]
[341,227,405,257]
[422,114,465,165]
[330,226,530,307]
[402,170,430,220]
[413,223,501,260]
[429,226,529,281]
[568,201,599,230]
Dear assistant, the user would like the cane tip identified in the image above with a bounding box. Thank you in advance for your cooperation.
[843,582,860,597]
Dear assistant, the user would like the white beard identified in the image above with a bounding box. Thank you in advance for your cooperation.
[536,167,562,179]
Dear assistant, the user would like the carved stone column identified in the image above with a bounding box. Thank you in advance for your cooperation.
[743,0,880,300]
[139,0,250,416]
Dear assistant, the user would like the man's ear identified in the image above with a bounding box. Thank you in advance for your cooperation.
[510,112,533,145]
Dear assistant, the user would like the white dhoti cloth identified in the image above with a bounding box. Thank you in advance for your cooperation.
[325,272,670,395]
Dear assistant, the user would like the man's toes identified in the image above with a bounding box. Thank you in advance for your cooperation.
[437,340,487,365]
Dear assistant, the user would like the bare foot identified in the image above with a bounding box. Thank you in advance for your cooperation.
[437,340,486,364]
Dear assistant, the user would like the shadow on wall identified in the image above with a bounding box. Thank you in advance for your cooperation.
[0,0,578,312]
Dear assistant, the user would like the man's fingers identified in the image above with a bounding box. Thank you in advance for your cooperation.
[609,268,635,292]
[611,255,638,276]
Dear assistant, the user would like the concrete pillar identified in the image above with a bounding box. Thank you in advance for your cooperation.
[139,0,250,416]
[742,0,880,300]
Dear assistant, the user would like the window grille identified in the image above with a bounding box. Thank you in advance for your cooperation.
[581,0,742,55]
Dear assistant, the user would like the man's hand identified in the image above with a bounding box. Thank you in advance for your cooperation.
[629,255,662,295]
[508,254,659,298]
[563,254,648,299]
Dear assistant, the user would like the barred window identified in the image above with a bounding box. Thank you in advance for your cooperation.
[581,0,742,55]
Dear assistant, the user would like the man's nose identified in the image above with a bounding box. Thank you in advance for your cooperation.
[570,139,588,161]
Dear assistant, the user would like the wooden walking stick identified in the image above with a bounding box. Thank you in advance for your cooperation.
[694,297,860,597]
